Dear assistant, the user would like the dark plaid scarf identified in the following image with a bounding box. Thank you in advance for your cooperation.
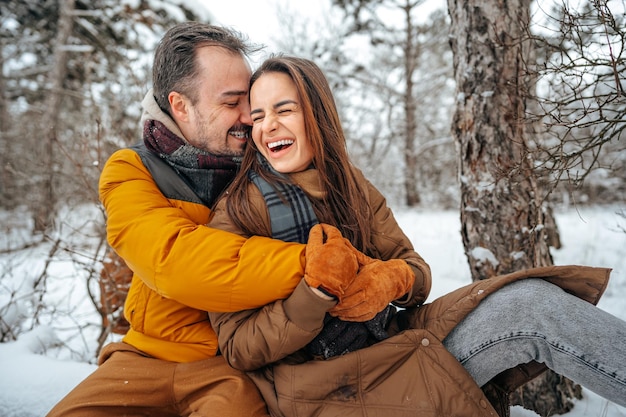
[249,154,392,359]
[248,154,318,243]
[143,119,240,207]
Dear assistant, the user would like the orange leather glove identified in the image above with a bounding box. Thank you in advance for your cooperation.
[329,250,414,322]
[304,224,359,300]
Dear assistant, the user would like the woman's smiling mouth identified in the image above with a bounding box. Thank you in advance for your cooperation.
[267,139,294,152]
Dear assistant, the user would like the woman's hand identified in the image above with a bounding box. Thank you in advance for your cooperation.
[304,224,358,301]
[330,254,415,322]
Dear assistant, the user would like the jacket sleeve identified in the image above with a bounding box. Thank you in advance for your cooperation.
[209,190,335,371]
[209,279,335,371]
[99,148,305,312]
[357,168,432,307]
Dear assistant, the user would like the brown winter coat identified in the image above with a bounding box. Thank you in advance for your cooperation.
[209,168,611,416]
[255,265,609,417]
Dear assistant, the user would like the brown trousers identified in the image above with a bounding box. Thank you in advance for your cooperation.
[46,342,270,417]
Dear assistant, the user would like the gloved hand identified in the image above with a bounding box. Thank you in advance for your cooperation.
[329,251,414,322]
[305,315,370,359]
[304,224,359,301]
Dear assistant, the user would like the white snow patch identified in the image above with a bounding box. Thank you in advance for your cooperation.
[470,246,500,267]
[511,251,526,260]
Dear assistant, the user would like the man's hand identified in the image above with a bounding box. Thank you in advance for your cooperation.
[329,253,414,322]
[304,224,359,300]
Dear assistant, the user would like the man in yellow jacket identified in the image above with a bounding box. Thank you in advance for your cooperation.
[46,22,377,417]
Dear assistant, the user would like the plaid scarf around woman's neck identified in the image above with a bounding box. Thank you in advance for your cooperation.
[143,119,240,207]
[248,154,318,244]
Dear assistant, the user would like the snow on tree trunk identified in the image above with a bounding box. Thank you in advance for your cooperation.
[446,0,580,415]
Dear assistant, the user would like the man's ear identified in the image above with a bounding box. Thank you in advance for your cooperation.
[168,91,190,123]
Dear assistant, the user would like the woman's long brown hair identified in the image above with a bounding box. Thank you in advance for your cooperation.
[223,56,375,255]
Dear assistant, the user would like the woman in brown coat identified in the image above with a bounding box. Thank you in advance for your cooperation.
[209,56,626,416]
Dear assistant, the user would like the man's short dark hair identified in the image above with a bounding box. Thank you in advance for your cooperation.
[152,22,259,115]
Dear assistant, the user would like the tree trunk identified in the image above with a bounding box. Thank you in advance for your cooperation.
[402,3,420,207]
[0,37,8,208]
[0,38,6,133]
[446,0,580,415]
[33,0,75,232]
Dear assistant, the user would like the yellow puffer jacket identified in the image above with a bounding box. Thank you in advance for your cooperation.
[98,92,306,362]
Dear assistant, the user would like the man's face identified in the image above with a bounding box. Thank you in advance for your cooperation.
[183,46,252,156]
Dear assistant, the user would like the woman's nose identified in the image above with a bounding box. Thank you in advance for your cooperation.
[262,114,277,133]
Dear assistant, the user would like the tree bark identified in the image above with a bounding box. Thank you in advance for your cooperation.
[446,0,579,414]
[0,38,6,133]
[33,0,75,231]
[0,37,8,208]
[402,2,420,206]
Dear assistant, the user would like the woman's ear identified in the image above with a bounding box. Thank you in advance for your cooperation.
[168,91,190,123]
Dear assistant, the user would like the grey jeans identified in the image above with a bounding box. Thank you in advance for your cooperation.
[442,279,626,407]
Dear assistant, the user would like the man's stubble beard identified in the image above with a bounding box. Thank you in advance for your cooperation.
[194,115,243,158]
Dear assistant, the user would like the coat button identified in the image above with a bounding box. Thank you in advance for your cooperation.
[479,399,487,408]
[421,338,430,346]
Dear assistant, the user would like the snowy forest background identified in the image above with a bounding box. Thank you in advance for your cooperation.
[1,0,625,416]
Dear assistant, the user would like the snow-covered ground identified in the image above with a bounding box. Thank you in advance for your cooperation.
[1,205,625,416]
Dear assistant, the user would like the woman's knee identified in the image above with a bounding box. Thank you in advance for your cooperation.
[488,278,563,309]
